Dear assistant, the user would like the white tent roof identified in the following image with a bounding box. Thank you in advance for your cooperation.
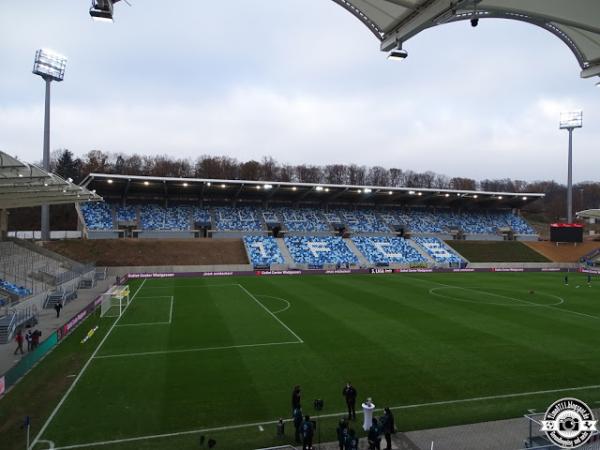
[0,151,102,209]
[332,0,600,78]
[577,209,600,219]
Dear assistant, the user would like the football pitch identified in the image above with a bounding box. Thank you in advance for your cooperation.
[30,272,600,449]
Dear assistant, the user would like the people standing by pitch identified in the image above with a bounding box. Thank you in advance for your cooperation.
[293,406,303,444]
[301,415,314,450]
[13,330,24,355]
[368,417,382,450]
[342,382,357,420]
[380,407,395,450]
[54,301,63,318]
[336,418,348,450]
[292,385,301,412]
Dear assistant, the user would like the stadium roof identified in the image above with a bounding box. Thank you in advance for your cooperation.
[332,0,600,79]
[0,151,102,209]
[82,173,543,207]
[577,209,600,219]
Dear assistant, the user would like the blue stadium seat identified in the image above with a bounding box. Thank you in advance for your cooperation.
[243,236,285,267]
[335,209,390,232]
[81,202,113,230]
[0,279,32,297]
[284,236,357,268]
[279,208,329,232]
[214,207,263,231]
[414,237,462,265]
[352,236,425,265]
[116,205,137,222]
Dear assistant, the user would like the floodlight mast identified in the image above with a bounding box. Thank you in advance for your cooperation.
[559,111,583,224]
[32,49,67,241]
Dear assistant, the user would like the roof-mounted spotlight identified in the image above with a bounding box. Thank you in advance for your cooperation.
[522,196,528,201]
[364,188,372,194]
[388,45,408,61]
[90,0,115,22]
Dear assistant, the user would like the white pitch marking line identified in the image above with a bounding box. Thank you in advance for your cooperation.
[410,276,599,320]
[50,383,600,450]
[31,279,148,450]
[139,284,238,289]
[38,440,56,449]
[258,425,264,432]
[236,284,304,343]
[93,341,301,360]
[168,295,174,324]
[256,294,291,314]
[115,322,171,327]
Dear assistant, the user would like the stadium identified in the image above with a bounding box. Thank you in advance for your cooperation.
[2,2,600,450]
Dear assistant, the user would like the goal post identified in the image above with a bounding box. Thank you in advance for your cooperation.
[100,285,130,318]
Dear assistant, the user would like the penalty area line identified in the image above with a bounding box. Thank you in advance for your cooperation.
[50,383,600,450]
[93,341,301,359]
[31,279,148,450]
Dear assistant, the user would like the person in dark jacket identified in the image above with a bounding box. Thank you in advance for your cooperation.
[292,385,302,412]
[301,415,314,450]
[345,428,359,450]
[336,418,348,450]
[342,382,357,420]
[368,417,381,450]
[13,330,24,355]
[293,406,303,443]
[54,301,63,318]
[380,407,395,450]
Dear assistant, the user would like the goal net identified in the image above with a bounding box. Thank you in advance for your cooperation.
[100,285,130,318]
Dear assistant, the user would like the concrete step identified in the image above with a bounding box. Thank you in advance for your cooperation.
[276,238,295,266]
[344,238,370,268]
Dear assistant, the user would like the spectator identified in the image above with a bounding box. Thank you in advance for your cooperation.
[380,407,395,450]
[292,385,301,412]
[368,417,381,450]
[345,428,359,450]
[31,329,41,350]
[336,418,348,450]
[301,415,314,450]
[13,330,24,355]
[293,406,303,444]
[54,302,63,318]
[342,382,357,420]
[25,329,33,352]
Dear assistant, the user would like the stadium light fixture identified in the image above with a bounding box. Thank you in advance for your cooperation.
[409,190,415,195]
[473,195,478,199]
[325,188,330,192]
[206,182,211,186]
[256,185,261,190]
[264,184,273,190]
[292,187,297,191]
[417,192,423,196]
[444,193,450,198]
[388,41,408,61]
[144,181,149,186]
[221,184,226,188]
[183,182,188,187]
[90,0,115,22]
[522,196,528,201]
[364,188,372,194]
[315,186,324,191]
[33,48,67,241]
[388,191,393,195]
[560,110,583,223]
[497,196,503,200]
[358,189,362,194]
[107,179,113,184]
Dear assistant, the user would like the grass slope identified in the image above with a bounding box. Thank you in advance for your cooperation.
[445,240,549,262]
[4,272,599,450]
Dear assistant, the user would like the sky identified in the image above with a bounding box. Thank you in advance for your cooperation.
[0,0,598,183]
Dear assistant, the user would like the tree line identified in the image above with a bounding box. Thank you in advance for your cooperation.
[49,149,600,221]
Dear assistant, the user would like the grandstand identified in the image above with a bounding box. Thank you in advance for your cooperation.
[74,174,541,270]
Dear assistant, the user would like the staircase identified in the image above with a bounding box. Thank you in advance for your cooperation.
[344,238,370,267]
[276,238,295,266]
[0,306,39,344]
[407,239,436,265]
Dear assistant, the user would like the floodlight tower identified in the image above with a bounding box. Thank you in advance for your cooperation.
[33,49,67,241]
[559,111,583,224]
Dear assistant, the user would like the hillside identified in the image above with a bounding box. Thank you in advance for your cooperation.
[445,240,549,263]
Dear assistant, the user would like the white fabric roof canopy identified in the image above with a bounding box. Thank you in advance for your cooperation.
[332,0,600,78]
[0,151,102,209]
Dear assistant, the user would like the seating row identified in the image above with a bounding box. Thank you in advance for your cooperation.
[81,203,536,235]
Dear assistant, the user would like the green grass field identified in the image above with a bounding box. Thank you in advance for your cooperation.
[20,272,600,449]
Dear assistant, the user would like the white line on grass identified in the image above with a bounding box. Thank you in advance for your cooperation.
[409,276,599,321]
[168,295,174,323]
[31,279,148,450]
[236,284,304,343]
[256,294,291,314]
[49,383,600,450]
[139,284,238,289]
[93,341,301,359]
